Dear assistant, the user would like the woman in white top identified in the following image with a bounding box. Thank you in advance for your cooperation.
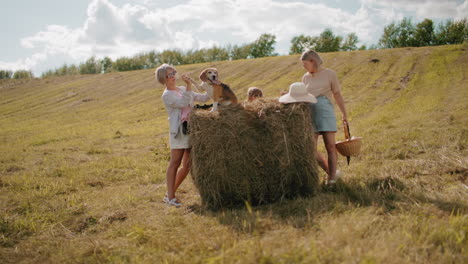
[301,50,348,185]
[156,64,210,206]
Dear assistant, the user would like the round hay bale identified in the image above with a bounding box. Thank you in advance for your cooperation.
[190,99,319,210]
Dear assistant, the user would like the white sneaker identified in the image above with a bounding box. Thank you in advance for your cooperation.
[328,170,343,184]
[165,197,182,207]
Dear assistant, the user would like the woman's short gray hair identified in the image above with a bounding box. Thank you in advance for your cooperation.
[155,64,175,85]
[301,50,323,66]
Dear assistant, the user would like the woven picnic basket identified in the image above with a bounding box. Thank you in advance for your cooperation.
[335,121,362,157]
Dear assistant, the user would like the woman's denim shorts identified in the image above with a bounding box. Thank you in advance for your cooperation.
[310,96,337,133]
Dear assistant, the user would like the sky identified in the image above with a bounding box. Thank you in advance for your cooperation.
[1,0,466,76]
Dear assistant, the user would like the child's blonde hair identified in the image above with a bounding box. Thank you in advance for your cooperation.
[247,87,263,101]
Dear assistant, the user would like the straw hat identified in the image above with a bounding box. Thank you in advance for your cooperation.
[279,82,317,104]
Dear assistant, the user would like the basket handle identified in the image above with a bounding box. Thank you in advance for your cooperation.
[343,120,351,141]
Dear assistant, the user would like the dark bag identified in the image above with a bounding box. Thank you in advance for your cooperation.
[182,121,189,135]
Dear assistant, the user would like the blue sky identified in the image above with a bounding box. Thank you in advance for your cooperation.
[1,0,466,76]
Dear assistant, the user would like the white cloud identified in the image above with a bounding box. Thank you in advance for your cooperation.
[197,39,220,49]
[2,0,465,76]
[361,0,467,19]
[457,1,468,19]
[21,25,85,58]
[82,0,126,45]
[0,53,47,72]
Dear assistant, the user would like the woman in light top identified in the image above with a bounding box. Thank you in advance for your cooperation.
[301,50,348,184]
[156,64,210,206]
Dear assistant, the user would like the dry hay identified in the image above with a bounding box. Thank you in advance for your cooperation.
[190,99,320,210]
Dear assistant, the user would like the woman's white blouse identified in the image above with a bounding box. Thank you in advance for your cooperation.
[161,86,210,136]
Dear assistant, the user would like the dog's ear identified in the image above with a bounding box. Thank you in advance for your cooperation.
[199,69,208,82]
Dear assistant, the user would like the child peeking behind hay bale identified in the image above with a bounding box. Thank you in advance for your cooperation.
[246,87,263,102]
[189,100,319,210]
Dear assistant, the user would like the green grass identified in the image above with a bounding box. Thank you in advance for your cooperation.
[0,45,467,263]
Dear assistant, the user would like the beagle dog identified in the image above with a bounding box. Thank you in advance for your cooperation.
[197,68,238,111]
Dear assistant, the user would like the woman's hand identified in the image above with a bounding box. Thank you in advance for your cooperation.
[342,113,348,123]
[181,74,190,84]
[181,74,192,91]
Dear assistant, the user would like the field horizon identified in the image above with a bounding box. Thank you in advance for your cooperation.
[1,44,467,263]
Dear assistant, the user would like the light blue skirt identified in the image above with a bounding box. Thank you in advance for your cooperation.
[310,96,337,133]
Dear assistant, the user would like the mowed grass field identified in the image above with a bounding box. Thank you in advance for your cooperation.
[0,45,467,263]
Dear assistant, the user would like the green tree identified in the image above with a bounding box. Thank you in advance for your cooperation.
[101,57,113,73]
[184,49,205,64]
[157,50,184,65]
[79,56,100,74]
[113,57,133,72]
[133,53,148,70]
[378,17,468,48]
[57,64,68,76]
[435,19,468,45]
[249,33,277,58]
[379,18,416,48]
[0,70,13,79]
[341,33,359,51]
[289,35,317,54]
[379,22,400,48]
[67,64,79,75]
[315,29,342,52]
[13,70,34,79]
[290,30,360,53]
[414,18,435,46]
[205,46,230,62]
[146,51,158,68]
[113,53,152,72]
[228,44,252,60]
[41,70,54,78]
[397,17,416,47]
[368,44,379,50]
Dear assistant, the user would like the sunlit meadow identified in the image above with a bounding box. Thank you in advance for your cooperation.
[0,45,467,263]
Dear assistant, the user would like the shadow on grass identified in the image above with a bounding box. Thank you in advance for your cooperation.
[187,176,467,233]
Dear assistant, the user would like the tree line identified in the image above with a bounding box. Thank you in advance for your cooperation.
[0,70,34,80]
[379,18,466,48]
[38,34,278,78]
[289,30,363,54]
[0,17,465,80]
